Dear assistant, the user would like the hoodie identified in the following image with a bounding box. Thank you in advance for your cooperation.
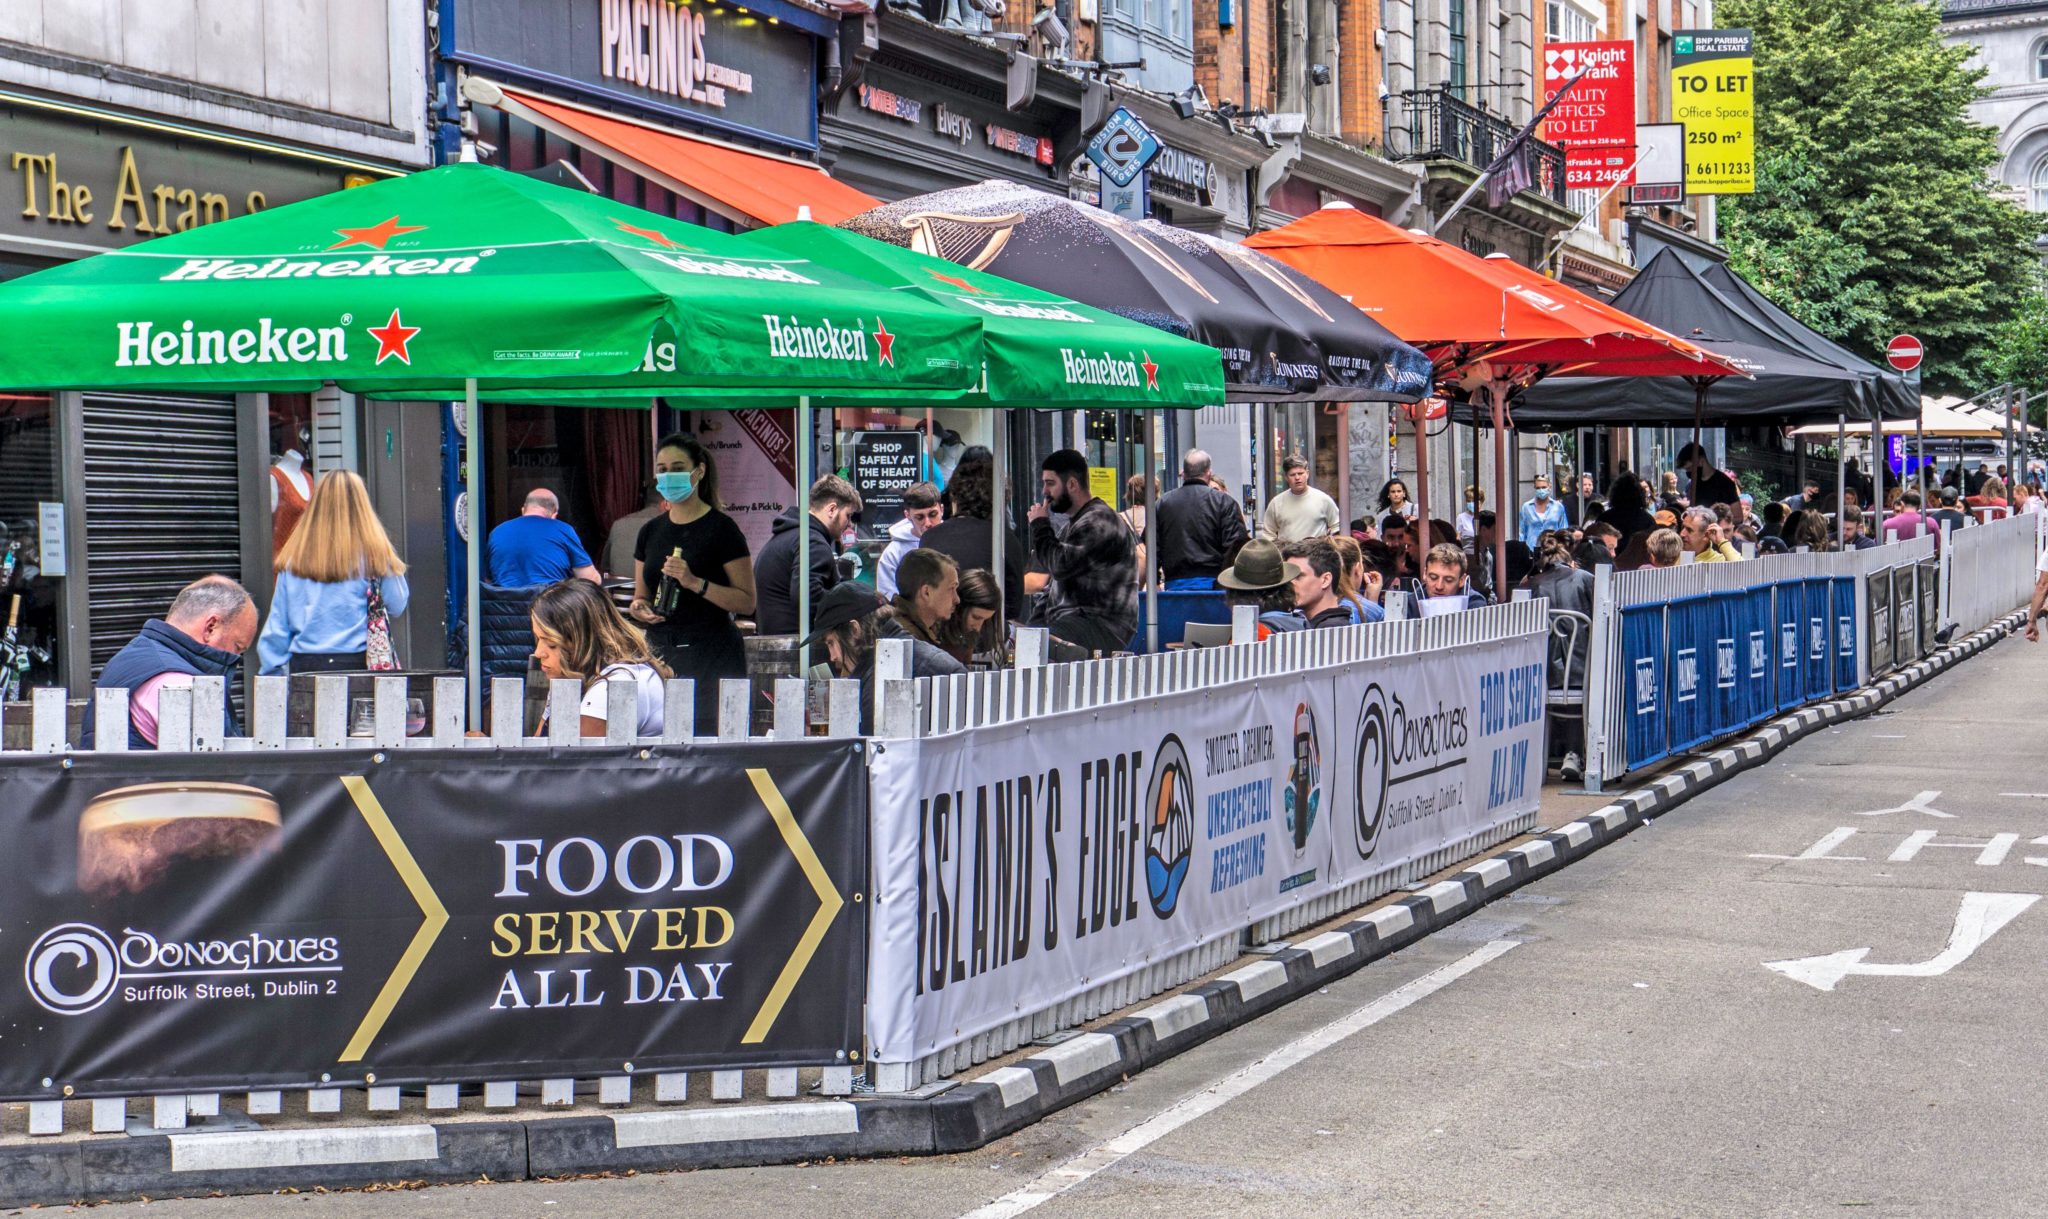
[875,517,921,601]
[752,506,843,636]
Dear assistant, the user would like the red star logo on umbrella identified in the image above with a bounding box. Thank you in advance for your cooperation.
[1141,352,1159,390]
[367,309,422,366]
[872,317,896,366]
[329,216,425,251]
[927,269,985,293]
[614,219,683,249]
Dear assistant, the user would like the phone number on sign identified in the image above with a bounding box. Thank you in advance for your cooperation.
[1690,161,1752,176]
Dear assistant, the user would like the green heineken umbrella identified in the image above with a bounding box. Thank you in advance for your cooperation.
[0,162,983,397]
[0,162,992,721]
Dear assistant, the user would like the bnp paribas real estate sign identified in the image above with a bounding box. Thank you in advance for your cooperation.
[1672,29,1755,195]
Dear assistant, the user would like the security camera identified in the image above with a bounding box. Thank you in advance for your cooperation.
[1032,6,1070,53]
[1309,64,1331,86]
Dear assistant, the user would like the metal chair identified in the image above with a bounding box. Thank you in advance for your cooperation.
[1546,609,1592,721]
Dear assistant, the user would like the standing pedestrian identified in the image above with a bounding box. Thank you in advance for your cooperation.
[754,474,862,635]
[1154,448,1250,590]
[1677,442,1741,508]
[1260,454,1341,543]
[1518,476,1568,551]
[628,434,754,727]
[920,447,1027,618]
[1029,449,1138,654]
[876,482,944,601]
[260,470,409,674]
[1377,477,1417,522]
[487,488,600,587]
[1785,479,1820,515]
[1456,485,1485,541]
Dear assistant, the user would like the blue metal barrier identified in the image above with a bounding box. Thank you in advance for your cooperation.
[1667,595,1714,752]
[1741,585,1774,727]
[1775,582,1804,712]
[1802,578,1832,702]
[1621,602,1668,771]
[1710,590,1746,735]
[1833,577,1858,691]
[1125,589,1232,653]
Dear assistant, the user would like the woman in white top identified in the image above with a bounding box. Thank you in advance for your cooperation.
[530,579,671,738]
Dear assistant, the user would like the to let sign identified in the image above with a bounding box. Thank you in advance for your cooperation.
[1887,335,1924,373]
[1672,29,1756,195]
[1543,41,1636,191]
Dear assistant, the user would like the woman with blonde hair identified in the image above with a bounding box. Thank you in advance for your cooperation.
[531,579,672,737]
[259,470,409,674]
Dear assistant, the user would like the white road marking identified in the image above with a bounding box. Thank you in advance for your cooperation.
[1765,892,2039,992]
[2001,792,2048,799]
[1850,790,1953,819]
[1750,826,1866,862]
[955,941,1520,1219]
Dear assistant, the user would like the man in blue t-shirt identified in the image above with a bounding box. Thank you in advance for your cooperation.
[487,489,600,587]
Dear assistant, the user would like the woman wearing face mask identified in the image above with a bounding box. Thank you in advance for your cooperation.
[1455,485,1485,541]
[628,433,755,727]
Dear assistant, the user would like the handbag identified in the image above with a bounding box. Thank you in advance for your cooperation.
[365,578,400,671]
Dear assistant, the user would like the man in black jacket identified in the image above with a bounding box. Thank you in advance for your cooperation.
[1029,449,1137,653]
[1153,448,1249,589]
[753,475,861,636]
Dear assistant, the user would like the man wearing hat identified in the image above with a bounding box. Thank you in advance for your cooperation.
[800,583,963,732]
[1217,540,1308,640]
[1929,485,1972,538]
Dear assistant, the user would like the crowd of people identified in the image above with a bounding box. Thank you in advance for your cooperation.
[89,431,2044,750]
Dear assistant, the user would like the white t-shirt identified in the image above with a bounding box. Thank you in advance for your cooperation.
[1260,487,1341,543]
[579,664,667,737]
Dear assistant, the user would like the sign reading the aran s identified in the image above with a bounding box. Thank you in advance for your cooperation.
[0,743,864,1100]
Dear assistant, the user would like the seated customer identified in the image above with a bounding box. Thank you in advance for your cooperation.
[804,583,963,732]
[1420,543,1489,611]
[1284,538,1357,630]
[880,548,960,651]
[942,568,1005,666]
[530,579,671,738]
[1217,539,1306,639]
[488,489,599,586]
[87,575,257,749]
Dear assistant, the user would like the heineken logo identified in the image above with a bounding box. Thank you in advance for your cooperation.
[116,318,349,368]
[159,252,489,283]
[959,299,1094,324]
[1060,348,1159,390]
[113,309,423,369]
[639,249,820,285]
[763,314,895,366]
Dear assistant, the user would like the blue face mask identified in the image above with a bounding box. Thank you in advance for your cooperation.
[655,471,694,503]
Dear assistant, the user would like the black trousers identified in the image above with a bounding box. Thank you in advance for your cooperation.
[289,651,368,673]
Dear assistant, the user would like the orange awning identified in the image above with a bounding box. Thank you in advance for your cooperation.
[492,86,879,227]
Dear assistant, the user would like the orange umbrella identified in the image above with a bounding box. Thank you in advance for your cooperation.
[1247,204,1746,594]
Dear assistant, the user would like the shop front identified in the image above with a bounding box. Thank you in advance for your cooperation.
[0,91,400,696]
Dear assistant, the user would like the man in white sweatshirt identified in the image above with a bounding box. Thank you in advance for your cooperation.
[876,482,946,600]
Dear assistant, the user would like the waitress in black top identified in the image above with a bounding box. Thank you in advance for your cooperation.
[629,433,754,728]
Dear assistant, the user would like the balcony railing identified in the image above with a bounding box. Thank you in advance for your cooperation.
[1385,88,1567,207]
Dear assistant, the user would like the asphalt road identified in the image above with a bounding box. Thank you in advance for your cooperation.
[72,632,2048,1218]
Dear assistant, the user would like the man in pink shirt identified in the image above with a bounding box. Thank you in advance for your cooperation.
[1882,490,1935,541]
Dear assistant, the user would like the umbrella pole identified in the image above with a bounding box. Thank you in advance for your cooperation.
[1916,404,1925,494]
[464,378,483,731]
[1414,401,1430,579]
[1491,382,1509,603]
[1146,408,1160,653]
[1843,411,1859,540]
[992,409,1007,629]
[797,396,813,675]
[1870,414,1883,525]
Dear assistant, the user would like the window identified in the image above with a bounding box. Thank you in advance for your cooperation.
[1545,1,1597,44]
[1448,1,1468,98]
[2036,37,2048,80]
[2031,153,2048,212]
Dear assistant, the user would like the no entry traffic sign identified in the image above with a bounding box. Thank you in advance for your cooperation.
[1887,334,1924,373]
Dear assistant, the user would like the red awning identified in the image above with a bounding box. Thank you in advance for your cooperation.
[492,86,879,227]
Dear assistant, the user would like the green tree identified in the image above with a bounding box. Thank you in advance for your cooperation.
[1985,283,2048,424]
[1718,0,2046,395]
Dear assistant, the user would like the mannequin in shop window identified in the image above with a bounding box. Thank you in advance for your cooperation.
[270,426,313,565]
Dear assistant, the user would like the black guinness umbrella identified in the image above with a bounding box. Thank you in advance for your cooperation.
[842,181,1432,402]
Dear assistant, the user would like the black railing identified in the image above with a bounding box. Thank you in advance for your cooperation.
[1385,88,1568,207]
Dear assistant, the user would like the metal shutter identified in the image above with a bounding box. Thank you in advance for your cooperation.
[82,392,242,675]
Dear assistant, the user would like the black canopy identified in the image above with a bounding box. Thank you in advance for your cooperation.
[842,181,1433,403]
[1502,249,1917,429]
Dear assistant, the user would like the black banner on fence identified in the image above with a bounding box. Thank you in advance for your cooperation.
[1866,567,1894,677]
[0,741,866,1099]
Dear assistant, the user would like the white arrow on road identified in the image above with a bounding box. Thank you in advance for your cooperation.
[1765,892,2039,992]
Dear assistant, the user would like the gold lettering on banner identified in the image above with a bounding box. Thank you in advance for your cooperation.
[11,142,296,236]
[108,147,153,232]
[12,152,46,218]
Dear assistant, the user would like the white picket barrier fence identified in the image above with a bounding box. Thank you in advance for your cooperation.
[865,599,1552,1090]
[1944,511,2043,637]
[0,672,863,1136]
